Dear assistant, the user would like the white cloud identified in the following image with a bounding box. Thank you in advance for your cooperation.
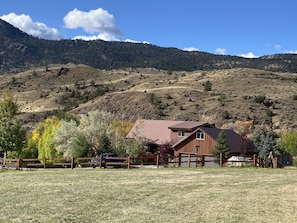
[73,33,119,41]
[274,44,282,51]
[215,48,227,55]
[124,39,150,44]
[63,8,122,41]
[239,52,259,58]
[183,47,200,52]
[0,13,63,40]
[285,50,297,54]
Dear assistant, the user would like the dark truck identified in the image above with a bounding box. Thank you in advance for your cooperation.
[91,153,118,168]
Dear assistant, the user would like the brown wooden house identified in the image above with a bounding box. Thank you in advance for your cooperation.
[172,126,244,166]
[126,119,245,166]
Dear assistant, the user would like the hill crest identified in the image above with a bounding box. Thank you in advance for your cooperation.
[1,18,297,75]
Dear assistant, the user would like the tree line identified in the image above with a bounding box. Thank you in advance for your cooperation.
[0,92,142,160]
[1,91,297,166]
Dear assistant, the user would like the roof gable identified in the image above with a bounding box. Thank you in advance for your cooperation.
[173,126,243,153]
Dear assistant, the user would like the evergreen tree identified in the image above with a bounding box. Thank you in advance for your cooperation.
[211,131,229,161]
[251,127,278,158]
[0,92,26,157]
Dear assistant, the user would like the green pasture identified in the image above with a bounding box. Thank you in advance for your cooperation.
[0,167,296,223]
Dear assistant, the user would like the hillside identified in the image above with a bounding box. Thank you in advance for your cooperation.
[1,64,296,133]
[1,18,297,75]
[1,18,297,133]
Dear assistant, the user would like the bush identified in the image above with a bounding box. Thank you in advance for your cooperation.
[203,80,212,91]
[255,95,266,104]
[265,109,274,117]
[222,110,231,119]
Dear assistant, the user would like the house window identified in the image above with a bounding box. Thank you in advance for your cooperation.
[178,131,185,137]
[196,131,204,140]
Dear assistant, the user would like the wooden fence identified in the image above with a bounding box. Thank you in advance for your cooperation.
[174,154,258,168]
[0,156,130,170]
[0,154,261,170]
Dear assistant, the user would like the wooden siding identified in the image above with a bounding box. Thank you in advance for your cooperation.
[174,132,217,156]
[170,130,194,142]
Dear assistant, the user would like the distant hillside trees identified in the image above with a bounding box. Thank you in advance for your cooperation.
[203,80,212,91]
[2,18,297,75]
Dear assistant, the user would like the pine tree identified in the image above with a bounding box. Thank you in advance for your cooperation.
[211,131,229,161]
[251,127,278,158]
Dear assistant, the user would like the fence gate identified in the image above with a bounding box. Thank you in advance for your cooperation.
[179,153,198,167]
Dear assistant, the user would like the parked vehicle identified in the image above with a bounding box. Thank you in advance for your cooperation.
[91,153,118,168]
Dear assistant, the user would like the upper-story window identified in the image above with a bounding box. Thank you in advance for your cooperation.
[178,131,185,137]
[196,130,204,140]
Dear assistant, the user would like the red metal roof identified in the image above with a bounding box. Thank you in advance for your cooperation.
[126,119,182,144]
[126,119,206,144]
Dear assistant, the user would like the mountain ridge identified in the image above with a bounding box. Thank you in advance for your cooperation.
[1,18,297,75]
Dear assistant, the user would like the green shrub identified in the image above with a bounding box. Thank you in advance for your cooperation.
[265,109,274,117]
[255,95,266,104]
[222,110,231,119]
[203,80,212,91]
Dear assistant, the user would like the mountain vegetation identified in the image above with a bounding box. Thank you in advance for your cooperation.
[1,18,297,75]
[1,64,294,133]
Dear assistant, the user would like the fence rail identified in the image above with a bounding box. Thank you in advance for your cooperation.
[0,154,263,170]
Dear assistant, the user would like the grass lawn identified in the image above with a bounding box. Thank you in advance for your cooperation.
[0,167,297,223]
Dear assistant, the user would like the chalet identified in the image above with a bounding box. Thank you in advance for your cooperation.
[126,119,246,166]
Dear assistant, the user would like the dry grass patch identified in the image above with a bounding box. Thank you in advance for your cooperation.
[0,168,297,222]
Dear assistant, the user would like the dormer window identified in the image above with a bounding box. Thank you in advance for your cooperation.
[178,131,185,137]
[196,130,204,140]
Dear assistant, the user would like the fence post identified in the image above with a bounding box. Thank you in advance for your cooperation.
[273,157,278,168]
[99,156,102,168]
[71,157,74,169]
[127,156,130,169]
[253,154,257,167]
[188,154,191,168]
[43,157,46,169]
[220,153,223,167]
[16,158,21,170]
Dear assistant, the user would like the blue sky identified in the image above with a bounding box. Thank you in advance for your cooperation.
[1,0,296,58]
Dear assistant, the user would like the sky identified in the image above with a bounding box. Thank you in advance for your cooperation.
[1,0,297,58]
